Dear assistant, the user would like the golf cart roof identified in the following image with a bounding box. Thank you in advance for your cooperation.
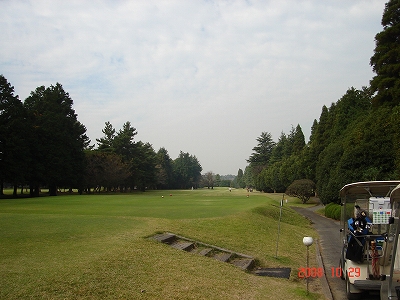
[390,184,400,204]
[339,181,400,198]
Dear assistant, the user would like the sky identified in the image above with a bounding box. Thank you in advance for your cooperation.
[0,0,388,175]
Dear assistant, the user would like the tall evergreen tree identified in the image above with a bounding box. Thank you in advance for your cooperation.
[24,83,89,196]
[0,75,28,196]
[235,168,245,188]
[288,124,305,155]
[130,141,157,191]
[173,151,202,189]
[330,88,371,136]
[247,132,275,166]
[155,147,173,189]
[370,0,400,107]
[113,121,137,162]
[247,132,276,191]
[309,105,332,158]
[242,165,255,188]
[96,121,116,152]
[270,132,287,163]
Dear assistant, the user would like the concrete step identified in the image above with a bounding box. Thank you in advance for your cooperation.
[152,233,176,244]
[197,248,213,256]
[149,232,260,273]
[230,258,255,270]
[171,241,195,252]
[213,252,232,262]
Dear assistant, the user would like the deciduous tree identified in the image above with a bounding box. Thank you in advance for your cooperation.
[286,179,316,204]
[203,171,215,189]
[83,151,130,192]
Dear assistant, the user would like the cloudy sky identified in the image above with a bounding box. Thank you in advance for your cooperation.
[0,0,387,175]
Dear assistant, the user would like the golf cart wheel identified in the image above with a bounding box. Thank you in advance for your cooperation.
[346,277,361,300]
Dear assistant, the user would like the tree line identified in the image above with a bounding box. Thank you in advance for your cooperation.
[242,0,400,203]
[0,79,202,196]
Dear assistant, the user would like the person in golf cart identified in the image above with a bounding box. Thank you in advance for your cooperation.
[346,205,372,263]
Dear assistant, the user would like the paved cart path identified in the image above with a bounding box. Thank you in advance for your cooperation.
[292,205,379,300]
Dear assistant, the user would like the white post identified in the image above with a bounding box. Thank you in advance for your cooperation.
[275,194,284,258]
[303,237,314,295]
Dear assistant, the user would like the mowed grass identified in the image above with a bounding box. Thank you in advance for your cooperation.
[0,188,324,299]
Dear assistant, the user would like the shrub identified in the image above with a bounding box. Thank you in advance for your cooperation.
[324,202,341,220]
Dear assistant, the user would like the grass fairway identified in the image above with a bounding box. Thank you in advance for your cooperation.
[0,188,323,299]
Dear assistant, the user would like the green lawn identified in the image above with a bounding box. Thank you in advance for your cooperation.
[0,188,324,299]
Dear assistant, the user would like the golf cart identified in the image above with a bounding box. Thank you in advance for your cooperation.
[339,181,400,299]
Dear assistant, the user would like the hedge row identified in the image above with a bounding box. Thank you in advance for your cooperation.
[324,202,341,220]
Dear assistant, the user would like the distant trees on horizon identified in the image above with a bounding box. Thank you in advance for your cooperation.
[0,77,203,196]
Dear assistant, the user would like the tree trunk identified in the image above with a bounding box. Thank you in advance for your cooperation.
[13,185,17,197]
[30,184,40,197]
[49,184,57,196]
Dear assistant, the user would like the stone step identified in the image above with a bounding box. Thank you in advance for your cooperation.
[213,252,232,262]
[230,258,255,271]
[197,248,213,256]
[148,232,262,273]
[171,241,195,252]
[152,233,176,244]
